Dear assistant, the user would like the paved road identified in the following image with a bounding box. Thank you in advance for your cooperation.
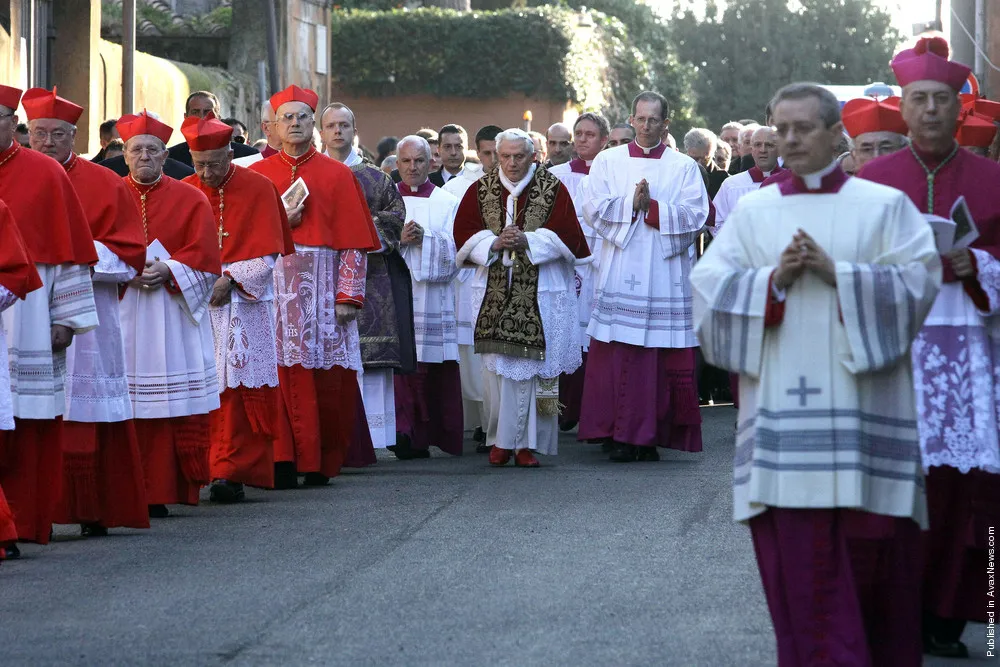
[1,406,992,666]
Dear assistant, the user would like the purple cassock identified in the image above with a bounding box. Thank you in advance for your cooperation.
[343,159,417,467]
[859,144,1000,635]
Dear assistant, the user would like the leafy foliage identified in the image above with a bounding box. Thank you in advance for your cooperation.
[670,0,902,131]
[101,0,232,37]
[329,7,632,114]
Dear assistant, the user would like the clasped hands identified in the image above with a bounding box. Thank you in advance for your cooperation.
[944,248,975,279]
[633,179,651,214]
[129,260,171,292]
[490,226,528,253]
[774,229,837,291]
[401,220,425,246]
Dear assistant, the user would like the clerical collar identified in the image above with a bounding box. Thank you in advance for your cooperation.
[0,140,20,169]
[627,141,666,159]
[63,153,80,174]
[748,165,782,184]
[127,173,164,190]
[396,179,435,198]
[280,146,317,165]
[780,161,848,196]
[341,149,363,168]
[910,140,960,170]
[569,158,591,174]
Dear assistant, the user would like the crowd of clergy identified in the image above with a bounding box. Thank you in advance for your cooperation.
[0,34,999,664]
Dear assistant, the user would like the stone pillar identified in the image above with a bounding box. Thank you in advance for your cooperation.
[50,0,101,155]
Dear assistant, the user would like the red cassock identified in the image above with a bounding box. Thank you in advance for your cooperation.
[251,148,380,479]
[0,142,96,545]
[184,164,294,488]
[0,202,41,554]
[54,154,150,530]
[122,175,222,506]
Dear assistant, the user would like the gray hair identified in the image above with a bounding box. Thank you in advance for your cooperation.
[574,112,610,138]
[720,121,744,134]
[397,134,431,160]
[683,128,717,153]
[381,155,397,170]
[769,82,842,129]
[260,101,274,123]
[739,124,761,142]
[714,141,732,170]
[495,128,535,154]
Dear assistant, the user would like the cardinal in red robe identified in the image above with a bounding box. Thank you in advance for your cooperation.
[21,87,151,537]
[250,85,380,488]
[0,85,98,554]
[117,111,222,518]
[182,113,294,501]
[0,199,43,561]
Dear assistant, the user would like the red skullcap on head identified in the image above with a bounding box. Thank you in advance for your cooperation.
[181,111,233,151]
[892,36,970,92]
[841,97,908,138]
[0,85,23,111]
[117,110,174,145]
[269,85,319,113]
[20,87,84,125]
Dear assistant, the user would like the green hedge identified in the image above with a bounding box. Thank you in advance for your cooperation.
[329,7,619,110]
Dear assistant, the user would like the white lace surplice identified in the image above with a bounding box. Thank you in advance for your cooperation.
[210,256,280,389]
[399,189,461,363]
[912,248,1000,473]
[0,285,18,430]
[120,261,221,418]
[4,263,98,420]
[273,245,366,371]
[65,241,137,423]
[458,228,584,382]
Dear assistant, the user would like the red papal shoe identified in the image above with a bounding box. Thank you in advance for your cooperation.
[514,449,540,468]
[489,446,512,466]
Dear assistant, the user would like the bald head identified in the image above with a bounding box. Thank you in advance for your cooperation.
[546,122,573,165]
[750,126,779,172]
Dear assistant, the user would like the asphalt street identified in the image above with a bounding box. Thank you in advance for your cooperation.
[0,406,993,666]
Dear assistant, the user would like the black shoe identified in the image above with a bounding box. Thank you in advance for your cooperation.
[636,447,660,462]
[473,427,486,443]
[148,504,169,519]
[81,523,109,537]
[476,443,492,454]
[302,472,330,487]
[273,462,298,490]
[559,419,578,432]
[609,443,637,462]
[411,449,430,459]
[209,479,246,503]
[923,636,969,658]
[599,438,614,453]
[3,544,20,559]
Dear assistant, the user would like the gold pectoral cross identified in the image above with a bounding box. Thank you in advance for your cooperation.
[217,191,229,249]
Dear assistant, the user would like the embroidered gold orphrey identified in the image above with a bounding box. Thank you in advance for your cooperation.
[473,166,560,361]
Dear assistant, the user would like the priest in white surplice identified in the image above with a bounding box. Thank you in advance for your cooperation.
[548,113,608,432]
[691,83,941,666]
[454,129,591,467]
[710,125,784,237]
[579,91,709,463]
[392,135,464,459]
[443,124,501,453]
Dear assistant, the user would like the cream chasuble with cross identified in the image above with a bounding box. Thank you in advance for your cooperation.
[691,169,941,525]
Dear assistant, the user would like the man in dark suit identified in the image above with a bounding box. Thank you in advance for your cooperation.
[683,127,728,198]
[391,123,470,186]
[166,91,257,166]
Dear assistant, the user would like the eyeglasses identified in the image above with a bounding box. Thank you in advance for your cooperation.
[29,129,70,142]
[278,112,312,124]
[126,146,164,157]
[0,112,13,121]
